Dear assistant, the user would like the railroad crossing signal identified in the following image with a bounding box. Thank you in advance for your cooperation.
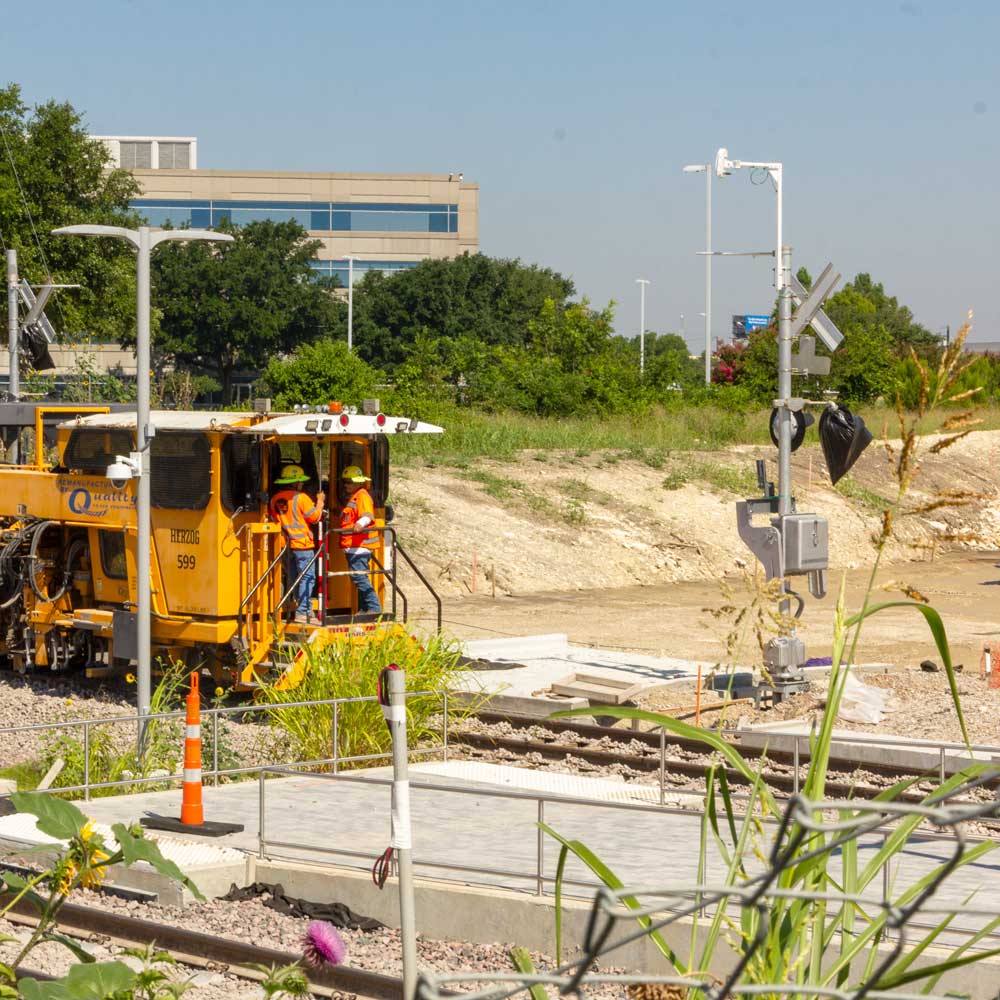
[789,263,845,350]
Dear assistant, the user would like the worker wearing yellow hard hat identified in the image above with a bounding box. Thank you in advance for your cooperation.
[270,464,325,623]
[338,465,382,615]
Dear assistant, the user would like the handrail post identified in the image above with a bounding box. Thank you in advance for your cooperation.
[536,799,545,896]
[83,721,90,801]
[442,690,449,762]
[939,746,946,786]
[213,712,220,787]
[258,767,266,860]
[332,701,340,774]
[659,727,666,806]
[793,738,800,796]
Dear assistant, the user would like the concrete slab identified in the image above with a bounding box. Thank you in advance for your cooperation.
[0,812,249,905]
[738,719,1000,776]
[454,633,713,715]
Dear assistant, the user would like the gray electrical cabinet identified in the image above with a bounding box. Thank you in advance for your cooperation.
[781,514,828,574]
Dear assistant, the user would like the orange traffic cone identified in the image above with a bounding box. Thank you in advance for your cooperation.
[141,671,243,838]
[181,672,204,825]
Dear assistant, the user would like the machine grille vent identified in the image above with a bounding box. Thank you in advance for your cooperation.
[64,430,134,474]
[151,433,211,510]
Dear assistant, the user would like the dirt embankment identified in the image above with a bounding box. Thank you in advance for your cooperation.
[390,429,1000,599]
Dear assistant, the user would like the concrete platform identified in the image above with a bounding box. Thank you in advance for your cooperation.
[0,812,249,905]
[0,762,993,931]
[454,633,711,716]
[2,761,1000,991]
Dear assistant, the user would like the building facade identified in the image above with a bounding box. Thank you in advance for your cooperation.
[92,136,479,287]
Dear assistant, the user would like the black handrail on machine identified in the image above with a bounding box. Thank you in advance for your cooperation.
[240,524,442,641]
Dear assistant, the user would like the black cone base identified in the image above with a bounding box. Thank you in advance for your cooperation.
[140,814,244,837]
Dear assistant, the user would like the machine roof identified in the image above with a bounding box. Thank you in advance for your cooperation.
[60,411,256,431]
[247,413,444,436]
[59,410,444,436]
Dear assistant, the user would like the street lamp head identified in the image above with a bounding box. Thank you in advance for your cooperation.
[682,164,707,173]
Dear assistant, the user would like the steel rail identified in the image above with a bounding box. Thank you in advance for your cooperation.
[2,895,408,999]
[469,710,997,787]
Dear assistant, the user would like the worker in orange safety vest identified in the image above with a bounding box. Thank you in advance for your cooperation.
[270,464,325,623]
[338,465,382,615]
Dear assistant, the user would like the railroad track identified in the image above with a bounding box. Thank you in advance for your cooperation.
[458,711,989,804]
[2,895,405,999]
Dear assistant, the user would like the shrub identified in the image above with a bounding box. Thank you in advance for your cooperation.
[259,339,380,409]
[256,628,466,766]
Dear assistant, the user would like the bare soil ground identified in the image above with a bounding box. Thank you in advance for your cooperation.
[390,428,1000,682]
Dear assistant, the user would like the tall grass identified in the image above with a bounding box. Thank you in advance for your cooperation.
[391,400,1000,468]
[255,628,465,767]
[538,320,1000,993]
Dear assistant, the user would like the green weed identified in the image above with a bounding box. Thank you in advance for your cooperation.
[836,475,890,511]
[256,629,467,767]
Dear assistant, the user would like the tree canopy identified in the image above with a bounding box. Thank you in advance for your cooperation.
[150,219,345,401]
[352,254,575,369]
[0,84,140,343]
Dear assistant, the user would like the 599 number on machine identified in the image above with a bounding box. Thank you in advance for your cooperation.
[176,554,197,570]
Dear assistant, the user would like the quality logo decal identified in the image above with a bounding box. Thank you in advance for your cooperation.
[57,477,137,519]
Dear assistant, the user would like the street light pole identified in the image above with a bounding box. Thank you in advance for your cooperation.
[346,256,356,352]
[52,224,233,728]
[635,279,649,375]
[682,163,713,385]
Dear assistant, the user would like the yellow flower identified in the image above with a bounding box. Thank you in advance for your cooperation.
[81,850,109,889]
[126,673,136,684]
[55,859,78,896]
[65,697,72,705]
[214,687,224,698]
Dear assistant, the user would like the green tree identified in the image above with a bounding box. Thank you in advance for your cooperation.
[150,220,345,402]
[825,273,937,351]
[259,338,379,409]
[352,254,575,368]
[0,84,140,342]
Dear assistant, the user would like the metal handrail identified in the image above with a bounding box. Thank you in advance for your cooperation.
[255,765,1000,943]
[0,689,447,800]
[393,534,442,631]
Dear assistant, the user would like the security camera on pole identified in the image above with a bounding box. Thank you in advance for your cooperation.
[711,149,871,700]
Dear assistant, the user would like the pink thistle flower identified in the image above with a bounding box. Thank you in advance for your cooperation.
[302,921,347,967]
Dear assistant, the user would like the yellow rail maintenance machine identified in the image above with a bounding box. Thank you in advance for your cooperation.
[0,401,442,689]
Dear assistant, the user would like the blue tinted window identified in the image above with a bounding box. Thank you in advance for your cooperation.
[211,208,232,226]
[137,207,193,227]
[311,209,331,230]
[332,210,351,231]
[191,208,211,228]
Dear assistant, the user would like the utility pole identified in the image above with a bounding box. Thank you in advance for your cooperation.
[682,162,713,384]
[347,257,355,352]
[6,251,19,465]
[635,279,649,375]
[6,250,18,406]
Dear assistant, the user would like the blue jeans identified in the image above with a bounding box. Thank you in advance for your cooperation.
[289,548,316,618]
[346,550,382,614]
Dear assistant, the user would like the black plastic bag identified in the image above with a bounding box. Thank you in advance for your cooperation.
[818,405,872,484]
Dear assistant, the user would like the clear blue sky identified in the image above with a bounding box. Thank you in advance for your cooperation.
[4,0,997,351]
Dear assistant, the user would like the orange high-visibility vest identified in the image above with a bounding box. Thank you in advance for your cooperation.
[339,488,378,550]
[270,490,321,550]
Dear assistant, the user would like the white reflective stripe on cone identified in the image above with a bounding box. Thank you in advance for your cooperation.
[186,725,200,740]
[183,769,202,784]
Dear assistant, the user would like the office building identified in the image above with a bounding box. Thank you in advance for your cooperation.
[92,136,479,287]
